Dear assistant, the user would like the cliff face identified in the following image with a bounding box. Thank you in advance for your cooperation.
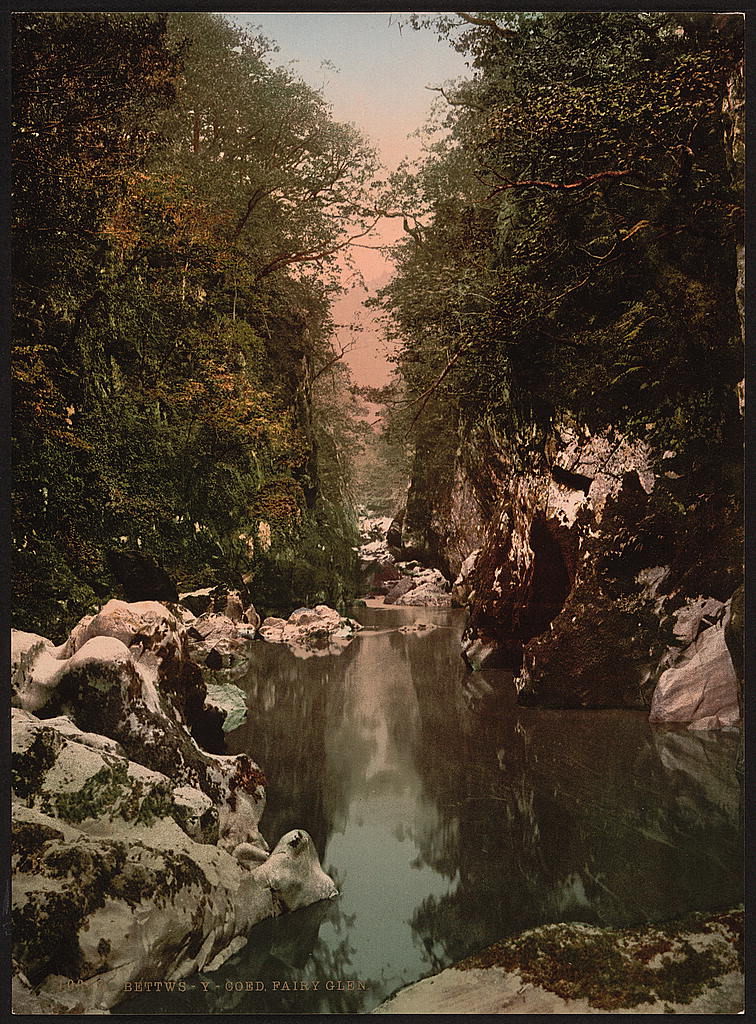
[392,63,744,719]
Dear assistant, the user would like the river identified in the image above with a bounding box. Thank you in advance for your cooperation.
[116,601,743,1014]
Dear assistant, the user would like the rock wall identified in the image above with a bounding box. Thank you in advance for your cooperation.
[11,600,337,1013]
[393,60,744,725]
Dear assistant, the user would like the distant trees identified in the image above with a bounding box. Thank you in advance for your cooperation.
[12,12,379,634]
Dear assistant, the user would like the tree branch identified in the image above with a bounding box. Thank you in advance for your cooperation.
[425,85,486,112]
[455,12,517,37]
[407,344,471,428]
[311,340,355,383]
[487,169,633,197]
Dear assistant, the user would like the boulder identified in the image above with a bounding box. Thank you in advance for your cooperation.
[259,605,362,651]
[10,602,339,1013]
[12,798,336,1013]
[650,617,739,729]
[394,582,452,607]
[373,911,743,1014]
[11,613,264,849]
[58,599,205,726]
[383,578,416,604]
[255,829,338,913]
[186,613,253,670]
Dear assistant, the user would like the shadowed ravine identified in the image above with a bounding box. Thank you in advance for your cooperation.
[115,603,742,1015]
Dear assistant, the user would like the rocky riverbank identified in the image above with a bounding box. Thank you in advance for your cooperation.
[356,509,453,607]
[374,909,744,1014]
[11,599,338,1013]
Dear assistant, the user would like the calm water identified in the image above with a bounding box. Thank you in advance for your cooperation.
[117,603,743,1014]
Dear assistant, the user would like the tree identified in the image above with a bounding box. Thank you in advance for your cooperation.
[380,12,743,476]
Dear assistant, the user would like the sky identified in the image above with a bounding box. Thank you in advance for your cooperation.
[224,13,470,386]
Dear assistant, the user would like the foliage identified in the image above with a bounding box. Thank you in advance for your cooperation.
[379,12,743,491]
[12,12,374,634]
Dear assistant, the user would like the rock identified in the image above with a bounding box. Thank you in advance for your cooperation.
[373,911,743,1014]
[383,578,416,604]
[358,513,394,544]
[172,785,215,841]
[11,614,265,850]
[203,680,248,733]
[11,798,327,1013]
[105,549,178,603]
[179,587,255,629]
[178,587,216,617]
[361,559,401,597]
[259,605,361,651]
[671,596,724,646]
[396,563,449,587]
[220,591,245,623]
[12,708,178,831]
[186,613,252,670]
[398,622,438,634]
[258,616,287,643]
[233,842,269,866]
[452,548,481,606]
[650,618,739,729]
[243,603,261,632]
[394,582,452,607]
[11,603,338,1012]
[256,829,338,913]
[462,635,508,671]
[11,631,55,674]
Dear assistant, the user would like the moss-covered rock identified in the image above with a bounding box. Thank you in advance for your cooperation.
[374,910,743,1014]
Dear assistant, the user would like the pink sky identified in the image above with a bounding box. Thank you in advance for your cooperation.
[226,13,468,385]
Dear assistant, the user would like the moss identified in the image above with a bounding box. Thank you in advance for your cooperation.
[12,820,64,874]
[227,754,266,810]
[12,730,63,801]
[458,912,742,1011]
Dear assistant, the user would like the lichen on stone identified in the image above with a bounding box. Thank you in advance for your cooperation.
[457,910,743,1011]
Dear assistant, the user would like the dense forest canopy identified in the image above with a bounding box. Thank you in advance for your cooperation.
[12,12,384,636]
[378,11,743,483]
[11,11,744,637]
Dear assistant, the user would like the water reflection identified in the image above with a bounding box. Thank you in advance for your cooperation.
[115,604,742,1015]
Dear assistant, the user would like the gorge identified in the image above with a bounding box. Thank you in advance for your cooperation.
[11,10,744,1016]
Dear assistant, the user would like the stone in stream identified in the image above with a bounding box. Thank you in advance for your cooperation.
[186,612,255,670]
[259,604,362,650]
